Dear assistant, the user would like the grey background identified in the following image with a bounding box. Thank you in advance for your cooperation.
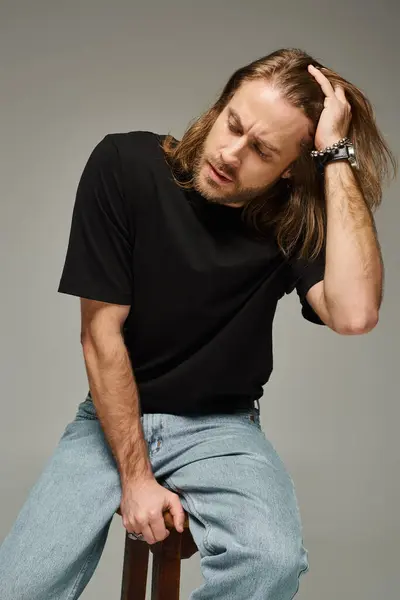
[1,1,399,598]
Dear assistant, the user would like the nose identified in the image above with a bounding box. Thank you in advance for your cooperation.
[220,140,243,173]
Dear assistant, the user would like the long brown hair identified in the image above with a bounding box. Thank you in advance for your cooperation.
[161,48,397,260]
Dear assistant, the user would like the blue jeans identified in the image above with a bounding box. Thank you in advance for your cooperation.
[0,394,309,599]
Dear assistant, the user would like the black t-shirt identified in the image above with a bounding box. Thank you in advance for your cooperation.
[58,131,325,415]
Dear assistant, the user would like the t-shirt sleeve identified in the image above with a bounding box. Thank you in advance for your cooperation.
[57,134,134,305]
[285,248,326,325]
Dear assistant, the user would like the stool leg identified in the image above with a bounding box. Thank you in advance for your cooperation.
[151,528,183,600]
[120,532,150,600]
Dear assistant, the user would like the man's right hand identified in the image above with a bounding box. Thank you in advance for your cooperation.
[118,477,186,544]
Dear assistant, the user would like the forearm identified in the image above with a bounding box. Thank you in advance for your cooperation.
[323,160,383,329]
[81,334,154,487]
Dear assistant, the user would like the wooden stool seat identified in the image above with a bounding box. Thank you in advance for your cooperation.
[120,510,198,599]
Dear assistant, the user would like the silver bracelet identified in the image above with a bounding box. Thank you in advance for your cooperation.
[310,137,351,158]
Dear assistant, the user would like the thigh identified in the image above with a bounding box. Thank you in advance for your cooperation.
[156,409,306,559]
[0,397,122,600]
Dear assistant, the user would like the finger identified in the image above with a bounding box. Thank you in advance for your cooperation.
[169,499,186,533]
[148,514,170,542]
[140,522,157,545]
[126,519,155,544]
[308,64,335,97]
[334,84,348,103]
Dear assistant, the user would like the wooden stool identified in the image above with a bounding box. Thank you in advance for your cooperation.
[120,510,198,600]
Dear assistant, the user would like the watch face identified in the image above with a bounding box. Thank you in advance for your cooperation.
[347,145,359,169]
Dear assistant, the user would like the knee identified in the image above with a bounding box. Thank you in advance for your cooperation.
[254,540,309,593]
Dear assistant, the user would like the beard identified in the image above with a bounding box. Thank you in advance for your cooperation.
[191,152,277,208]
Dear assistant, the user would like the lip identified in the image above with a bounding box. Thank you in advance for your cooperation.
[208,162,233,183]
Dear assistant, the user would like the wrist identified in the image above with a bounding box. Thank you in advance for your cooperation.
[121,470,155,489]
[315,136,345,152]
[119,442,154,487]
[311,137,359,174]
[323,159,353,174]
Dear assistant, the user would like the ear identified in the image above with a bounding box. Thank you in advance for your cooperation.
[281,169,291,180]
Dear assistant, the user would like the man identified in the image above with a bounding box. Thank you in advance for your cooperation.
[0,48,395,599]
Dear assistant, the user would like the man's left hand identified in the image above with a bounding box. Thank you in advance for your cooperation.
[308,64,352,151]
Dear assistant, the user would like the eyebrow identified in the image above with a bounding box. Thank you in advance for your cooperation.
[228,108,282,157]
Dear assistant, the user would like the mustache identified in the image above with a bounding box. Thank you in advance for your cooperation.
[210,160,236,181]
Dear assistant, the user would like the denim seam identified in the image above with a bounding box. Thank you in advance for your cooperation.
[289,562,310,600]
[66,533,103,600]
[163,475,217,555]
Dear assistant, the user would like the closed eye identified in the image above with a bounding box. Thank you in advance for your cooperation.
[228,120,271,160]
[228,121,241,135]
[254,145,270,159]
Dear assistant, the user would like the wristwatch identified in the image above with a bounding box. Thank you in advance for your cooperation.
[319,142,359,172]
